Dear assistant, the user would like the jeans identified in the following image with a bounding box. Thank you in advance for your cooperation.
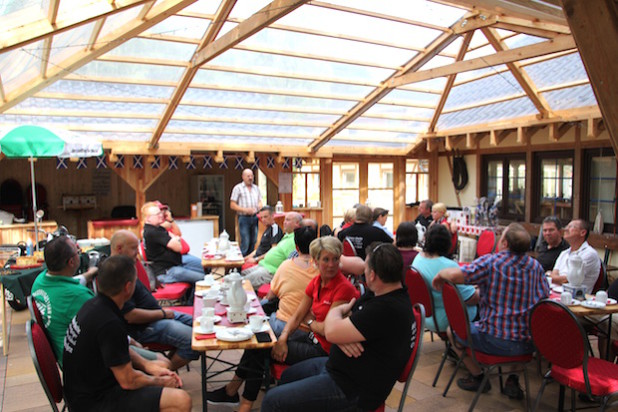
[181,254,205,273]
[131,312,199,361]
[455,322,535,356]
[238,214,258,256]
[160,265,204,284]
[261,357,358,412]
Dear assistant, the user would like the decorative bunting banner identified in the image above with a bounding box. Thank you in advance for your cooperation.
[151,155,160,169]
[76,158,88,169]
[251,157,260,170]
[56,157,67,170]
[282,157,290,170]
[234,156,244,170]
[267,156,275,169]
[114,155,124,169]
[294,157,303,170]
[168,156,178,170]
[96,155,107,169]
[219,156,228,169]
[203,155,212,169]
[186,155,195,170]
[133,155,143,169]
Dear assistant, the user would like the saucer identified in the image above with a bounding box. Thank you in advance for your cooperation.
[246,324,269,333]
[581,300,606,309]
[215,328,253,342]
[197,315,222,324]
[551,297,580,306]
[196,280,215,287]
[195,325,222,335]
[592,297,617,305]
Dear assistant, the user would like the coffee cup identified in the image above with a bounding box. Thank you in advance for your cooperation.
[249,315,266,332]
[202,296,217,308]
[596,290,608,304]
[203,274,215,285]
[202,307,215,318]
[560,291,573,305]
[200,316,215,333]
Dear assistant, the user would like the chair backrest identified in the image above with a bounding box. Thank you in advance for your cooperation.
[135,259,153,292]
[442,281,471,344]
[27,295,45,327]
[26,320,64,412]
[592,259,607,294]
[139,240,148,261]
[342,237,356,257]
[395,303,425,412]
[404,268,434,318]
[529,299,587,370]
[450,231,458,256]
[476,230,496,257]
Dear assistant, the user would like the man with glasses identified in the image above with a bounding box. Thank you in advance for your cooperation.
[142,202,205,287]
[535,216,569,272]
[550,219,600,294]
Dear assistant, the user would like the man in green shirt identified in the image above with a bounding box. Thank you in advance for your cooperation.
[241,212,302,288]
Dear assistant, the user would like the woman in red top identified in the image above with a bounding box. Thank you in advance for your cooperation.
[272,236,360,363]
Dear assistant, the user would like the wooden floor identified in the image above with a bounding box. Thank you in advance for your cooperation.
[0,306,614,412]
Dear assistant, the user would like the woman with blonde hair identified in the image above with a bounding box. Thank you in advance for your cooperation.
[429,202,457,235]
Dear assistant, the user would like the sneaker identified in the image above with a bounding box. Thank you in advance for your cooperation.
[206,387,240,406]
[503,374,524,400]
[457,373,491,393]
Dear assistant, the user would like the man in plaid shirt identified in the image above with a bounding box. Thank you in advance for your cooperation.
[433,223,549,399]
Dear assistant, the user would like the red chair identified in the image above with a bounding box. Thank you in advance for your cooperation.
[404,268,450,387]
[27,295,45,328]
[475,230,496,257]
[592,260,608,294]
[26,320,67,412]
[373,303,426,412]
[342,237,356,257]
[442,281,532,411]
[613,340,618,364]
[257,283,271,299]
[530,299,618,411]
[135,259,190,306]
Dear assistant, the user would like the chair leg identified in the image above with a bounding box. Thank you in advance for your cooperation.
[558,385,565,412]
[570,388,576,412]
[432,341,450,387]
[522,366,531,412]
[532,376,549,412]
[443,353,465,397]
[468,366,493,412]
[498,366,504,392]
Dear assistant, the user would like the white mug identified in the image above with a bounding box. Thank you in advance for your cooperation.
[202,307,215,318]
[596,290,608,304]
[249,315,266,332]
[200,316,215,333]
[202,296,217,308]
[203,274,215,285]
[560,291,573,305]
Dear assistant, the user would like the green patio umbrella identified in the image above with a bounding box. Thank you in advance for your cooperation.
[0,125,103,248]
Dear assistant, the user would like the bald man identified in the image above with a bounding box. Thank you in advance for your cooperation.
[111,231,199,371]
[231,169,263,256]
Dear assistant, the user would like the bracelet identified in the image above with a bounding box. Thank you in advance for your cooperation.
[160,308,166,319]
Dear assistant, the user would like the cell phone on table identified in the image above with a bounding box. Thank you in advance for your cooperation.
[255,332,272,343]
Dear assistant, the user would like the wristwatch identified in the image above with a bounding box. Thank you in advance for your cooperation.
[307,319,314,328]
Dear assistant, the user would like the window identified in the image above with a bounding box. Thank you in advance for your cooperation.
[368,162,394,232]
[292,158,320,208]
[583,148,616,232]
[332,162,359,228]
[405,159,429,204]
[257,168,268,206]
[481,154,525,220]
[534,151,573,222]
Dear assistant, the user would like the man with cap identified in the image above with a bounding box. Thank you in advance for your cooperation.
[372,207,394,239]
[337,205,393,260]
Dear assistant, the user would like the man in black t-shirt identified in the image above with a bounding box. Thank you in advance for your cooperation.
[63,255,191,412]
[414,199,434,229]
[243,205,284,267]
[337,205,393,259]
[142,202,204,286]
[535,215,569,272]
[261,242,414,412]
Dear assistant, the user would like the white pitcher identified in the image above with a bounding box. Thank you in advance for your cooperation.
[226,273,247,311]
[219,229,230,252]
[566,254,584,286]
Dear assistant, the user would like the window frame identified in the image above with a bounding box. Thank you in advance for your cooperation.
[405,158,429,205]
[582,147,617,233]
[481,153,526,221]
[532,150,574,224]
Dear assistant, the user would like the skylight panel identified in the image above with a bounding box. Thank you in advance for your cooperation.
[161,133,312,146]
[76,61,183,83]
[46,80,175,99]
[364,103,434,120]
[503,33,547,49]
[1,114,156,128]
[524,52,589,89]
[144,15,210,40]
[48,22,96,69]
[98,6,140,39]
[12,97,165,116]
[108,38,197,61]
[167,120,323,137]
[438,97,537,129]
[0,1,45,30]
[445,71,525,111]
[352,117,428,134]
[174,105,341,124]
[183,0,224,15]
[543,84,598,110]
[384,89,441,106]
[228,0,271,19]
[0,40,42,95]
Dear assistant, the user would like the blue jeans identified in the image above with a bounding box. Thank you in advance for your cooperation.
[455,322,535,356]
[182,254,205,273]
[261,357,358,412]
[238,214,258,256]
[131,312,199,361]
[160,265,204,284]
[270,315,327,365]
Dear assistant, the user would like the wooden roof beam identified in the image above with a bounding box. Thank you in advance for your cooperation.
[149,0,237,150]
[390,34,576,87]
[137,0,156,19]
[429,32,473,133]
[192,0,309,68]
[1,0,152,52]
[549,122,572,141]
[48,0,60,25]
[440,0,567,25]
[0,75,5,103]
[40,38,52,79]
[587,118,604,139]
[87,18,106,51]
[0,0,198,113]
[481,27,552,119]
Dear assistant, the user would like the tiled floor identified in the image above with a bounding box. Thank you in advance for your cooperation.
[0,307,615,412]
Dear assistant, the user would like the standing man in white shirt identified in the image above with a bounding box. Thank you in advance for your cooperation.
[231,169,263,256]
[550,219,600,294]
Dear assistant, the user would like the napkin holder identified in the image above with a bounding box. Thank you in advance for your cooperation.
[227,308,248,323]
[563,283,587,300]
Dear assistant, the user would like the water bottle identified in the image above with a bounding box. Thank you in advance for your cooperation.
[275,201,283,214]
[26,238,33,256]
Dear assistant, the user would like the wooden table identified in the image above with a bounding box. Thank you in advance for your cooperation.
[201,240,244,272]
[192,278,276,412]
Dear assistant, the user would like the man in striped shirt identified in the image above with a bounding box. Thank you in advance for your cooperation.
[230,169,263,256]
[433,223,549,398]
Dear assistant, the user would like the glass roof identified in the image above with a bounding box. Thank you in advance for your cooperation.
[0,0,600,156]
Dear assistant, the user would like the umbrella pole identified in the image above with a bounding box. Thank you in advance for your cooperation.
[29,157,39,252]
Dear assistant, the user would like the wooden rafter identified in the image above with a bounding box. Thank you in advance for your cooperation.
[429,31,473,132]
[493,14,570,38]
[87,18,106,51]
[137,0,156,19]
[0,0,199,113]
[390,34,576,87]
[481,27,552,118]
[587,118,603,139]
[191,0,310,68]
[149,0,237,150]
[549,122,573,141]
[48,0,61,25]
[440,0,567,24]
[40,37,52,79]
[0,0,152,53]
[0,75,5,103]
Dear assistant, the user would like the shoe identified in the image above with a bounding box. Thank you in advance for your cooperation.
[206,387,240,406]
[457,373,491,393]
[503,374,524,400]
